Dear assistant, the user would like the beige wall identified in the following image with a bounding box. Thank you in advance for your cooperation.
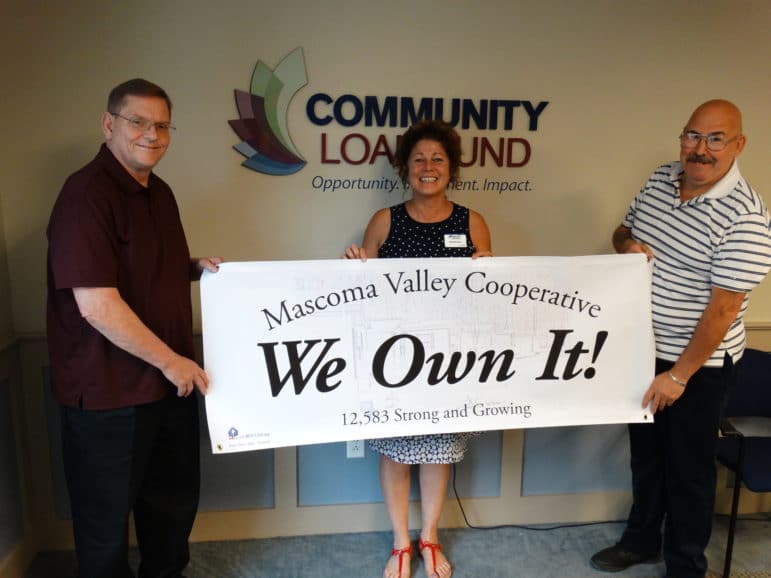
[0,0,770,336]
[0,0,770,572]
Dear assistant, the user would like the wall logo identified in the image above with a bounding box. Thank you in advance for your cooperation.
[229,48,548,194]
[229,47,307,175]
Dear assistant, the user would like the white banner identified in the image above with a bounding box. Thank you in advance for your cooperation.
[201,255,654,453]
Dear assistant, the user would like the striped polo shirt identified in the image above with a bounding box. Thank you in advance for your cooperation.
[624,160,771,366]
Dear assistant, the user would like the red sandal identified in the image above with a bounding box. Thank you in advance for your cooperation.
[418,538,446,575]
[389,544,413,577]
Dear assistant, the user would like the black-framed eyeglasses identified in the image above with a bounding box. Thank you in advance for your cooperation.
[679,130,739,152]
[110,112,175,133]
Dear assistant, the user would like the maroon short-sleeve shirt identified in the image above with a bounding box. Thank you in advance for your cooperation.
[46,144,194,409]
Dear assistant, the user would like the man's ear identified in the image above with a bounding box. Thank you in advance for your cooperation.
[101,111,114,140]
[734,134,747,156]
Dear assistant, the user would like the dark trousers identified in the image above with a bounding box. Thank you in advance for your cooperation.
[61,394,200,578]
[619,355,734,578]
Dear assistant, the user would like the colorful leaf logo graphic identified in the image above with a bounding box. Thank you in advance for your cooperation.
[229,48,307,175]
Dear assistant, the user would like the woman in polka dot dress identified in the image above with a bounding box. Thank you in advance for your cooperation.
[343,120,493,578]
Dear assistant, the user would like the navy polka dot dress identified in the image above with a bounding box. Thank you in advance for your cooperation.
[378,202,475,259]
[370,201,478,464]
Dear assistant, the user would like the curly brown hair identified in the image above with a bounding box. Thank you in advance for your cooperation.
[393,120,461,187]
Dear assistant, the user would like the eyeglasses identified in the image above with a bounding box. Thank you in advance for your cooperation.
[110,112,175,133]
[679,130,739,152]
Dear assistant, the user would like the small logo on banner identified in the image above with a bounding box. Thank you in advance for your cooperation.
[228,427,239,439]
[229,47,308,175]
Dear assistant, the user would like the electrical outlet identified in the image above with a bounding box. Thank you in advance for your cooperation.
[346,439,365,458]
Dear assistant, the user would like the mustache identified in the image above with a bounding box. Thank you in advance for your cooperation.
[686,153,715,164]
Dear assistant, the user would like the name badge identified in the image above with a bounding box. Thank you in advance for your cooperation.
[444,234,467,248]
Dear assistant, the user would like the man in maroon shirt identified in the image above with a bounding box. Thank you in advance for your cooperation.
[47,78,221,578]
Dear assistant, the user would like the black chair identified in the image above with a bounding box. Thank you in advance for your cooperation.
[715,347,771,578]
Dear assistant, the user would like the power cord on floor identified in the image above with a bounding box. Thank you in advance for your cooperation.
[451,463,626,531]
[452,465,771,531]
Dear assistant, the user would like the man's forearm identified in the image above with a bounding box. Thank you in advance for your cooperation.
[73,287,178,372]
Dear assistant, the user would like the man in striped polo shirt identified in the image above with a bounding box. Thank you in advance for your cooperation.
[590,100,771,578]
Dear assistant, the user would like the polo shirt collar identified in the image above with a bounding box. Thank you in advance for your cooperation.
[700,160,741,200]
[96,143,157,194]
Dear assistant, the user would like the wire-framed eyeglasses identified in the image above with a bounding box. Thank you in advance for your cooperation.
[679,130,739,152]
[110,112,175,133]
